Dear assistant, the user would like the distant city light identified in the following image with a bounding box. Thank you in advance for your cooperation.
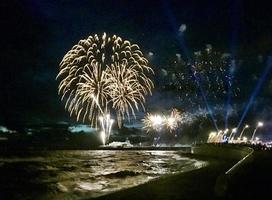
[250,121,264,142]
[238,124,250,140]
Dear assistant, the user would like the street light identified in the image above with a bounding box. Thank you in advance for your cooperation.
[238,124,249,140]
[208,131,217,143]
[243,136,248,142]
[217,130,223,143]
[221,129,229,142]
[229,128,237,142]
[223,129,229,136]
[250,121,263,142]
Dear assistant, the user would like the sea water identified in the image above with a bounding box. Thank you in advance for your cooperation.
[0,150,207,199]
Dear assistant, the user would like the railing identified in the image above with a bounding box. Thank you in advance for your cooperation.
[214,146,254,198]
[225,147,254,175]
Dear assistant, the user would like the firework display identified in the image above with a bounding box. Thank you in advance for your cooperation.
[57,33,154,127]
[142,108,193,133]
[165,108,182,132]
[172,45,239,106]
[142,113,164,132]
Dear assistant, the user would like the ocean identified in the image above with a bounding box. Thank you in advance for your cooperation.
[0,150,207,199]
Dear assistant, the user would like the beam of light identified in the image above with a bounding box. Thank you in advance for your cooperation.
[236,56,272,133]
[161,0,219,131]
[193,72,219,131]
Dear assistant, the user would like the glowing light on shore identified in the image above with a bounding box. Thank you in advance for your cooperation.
[142,108,183,133]
[57,33,154,127]
[142,114,164,132]
[100,131,106,145]
[99,114,114,145]
[207,131,218,143]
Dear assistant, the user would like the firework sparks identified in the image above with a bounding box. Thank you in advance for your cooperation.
[99,114,114,145]
[57,33,154,128]
[165,108,182,132]
[142,108,185,133]
[142,113,164,132]
[171,45,239,107]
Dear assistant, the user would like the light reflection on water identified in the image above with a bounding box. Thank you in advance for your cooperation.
[0,150,207,199]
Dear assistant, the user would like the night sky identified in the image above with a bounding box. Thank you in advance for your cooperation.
[1,0,272,128]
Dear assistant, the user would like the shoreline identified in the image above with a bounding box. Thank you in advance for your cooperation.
[93,144,255,200]
[93,153,233,200]
[1,144,270,199]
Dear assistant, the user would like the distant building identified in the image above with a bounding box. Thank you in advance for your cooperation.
[108,138,133,148]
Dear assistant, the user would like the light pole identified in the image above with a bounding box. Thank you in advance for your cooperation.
[217,130,223,143]
[238,124,249,140]
[229,128,237,142]
[250,122,263,143]
[243,136,248,143]
[255,137,260,143]
[208,131,217,143]
[223,129,229,136]
[220,129,229,142]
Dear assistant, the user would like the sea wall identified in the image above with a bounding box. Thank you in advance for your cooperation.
[191,143,252,161]
[192,143,254,199]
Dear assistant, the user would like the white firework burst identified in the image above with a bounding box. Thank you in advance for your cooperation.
[57,33,154,127]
